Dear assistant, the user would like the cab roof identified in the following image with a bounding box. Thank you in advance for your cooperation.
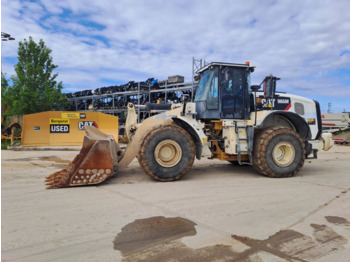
[197,62,256,74]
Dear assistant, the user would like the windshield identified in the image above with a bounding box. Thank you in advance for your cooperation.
[195,68,218,102]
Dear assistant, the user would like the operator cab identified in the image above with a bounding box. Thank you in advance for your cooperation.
[194,62,255,120]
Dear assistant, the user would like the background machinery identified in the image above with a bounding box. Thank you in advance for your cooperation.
[46,62,332,188]
[322,112,350,144]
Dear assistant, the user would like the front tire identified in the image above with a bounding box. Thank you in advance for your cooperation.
[253,127,306,178]
[138,125,195,181]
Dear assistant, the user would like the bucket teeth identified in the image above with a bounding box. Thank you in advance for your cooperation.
[45,169,70,189]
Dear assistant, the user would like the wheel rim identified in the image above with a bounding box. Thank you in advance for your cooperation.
[154,139,182,167]
[272,142,295,167]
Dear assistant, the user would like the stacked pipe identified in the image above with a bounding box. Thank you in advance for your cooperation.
[65,76,193,111]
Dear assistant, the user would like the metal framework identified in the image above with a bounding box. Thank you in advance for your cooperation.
[67,58,207,122]
[68,81,198,122]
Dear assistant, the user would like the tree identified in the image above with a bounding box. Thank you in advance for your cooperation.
[3,37,68,115]
[1,72,9,105]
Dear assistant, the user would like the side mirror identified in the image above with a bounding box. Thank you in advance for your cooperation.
[263,75,280,99]
[251,85,260,92]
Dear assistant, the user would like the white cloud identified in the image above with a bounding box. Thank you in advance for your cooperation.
[1,0,350,111]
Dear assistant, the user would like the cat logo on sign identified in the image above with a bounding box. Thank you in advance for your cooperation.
[78,121,98,130]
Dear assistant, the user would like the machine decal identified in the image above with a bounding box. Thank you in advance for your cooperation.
[78,121,98,130]
[260,96,291,111]
[307,118,316,125]
[34,126,40,131]
[283,102,292,111]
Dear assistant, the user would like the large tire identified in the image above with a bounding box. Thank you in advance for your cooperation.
[253,127,306,178]
[138,125,196,182]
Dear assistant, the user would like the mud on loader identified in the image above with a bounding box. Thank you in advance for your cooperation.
[46,62,333,188]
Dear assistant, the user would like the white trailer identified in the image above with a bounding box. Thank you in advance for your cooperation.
[322,112,350,144]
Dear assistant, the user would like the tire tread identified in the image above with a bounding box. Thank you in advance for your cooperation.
[253,127,306,178]
[138,125,195,182]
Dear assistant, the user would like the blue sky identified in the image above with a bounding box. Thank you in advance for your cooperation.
[1,0,350,113]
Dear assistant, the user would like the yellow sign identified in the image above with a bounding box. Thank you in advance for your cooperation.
[49,118,70,124]
[61,112,80,119]
[22,111,119,146]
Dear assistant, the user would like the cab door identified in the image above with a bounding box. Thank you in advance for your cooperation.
[220,67,249,119]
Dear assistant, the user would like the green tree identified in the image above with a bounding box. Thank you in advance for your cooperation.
[4,37,68,115]
[1,72,9,105]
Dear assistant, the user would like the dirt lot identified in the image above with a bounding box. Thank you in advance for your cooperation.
[2,145,350,262]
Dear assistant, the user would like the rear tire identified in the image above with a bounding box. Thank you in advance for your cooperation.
[138,125,195,181]
[253,127,306,178]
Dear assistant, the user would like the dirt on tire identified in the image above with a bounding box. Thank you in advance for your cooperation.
[253,127,306,178]
[138,125,196,182]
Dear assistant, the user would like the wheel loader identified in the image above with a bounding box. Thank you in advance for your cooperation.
[46,62,333,188]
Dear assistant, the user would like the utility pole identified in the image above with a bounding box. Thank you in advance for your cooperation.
[327,102,332,113]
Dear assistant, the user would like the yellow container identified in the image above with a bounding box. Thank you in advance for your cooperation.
[21,111,118,146]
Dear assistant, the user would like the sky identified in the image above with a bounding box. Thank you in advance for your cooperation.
[1,0,350,113]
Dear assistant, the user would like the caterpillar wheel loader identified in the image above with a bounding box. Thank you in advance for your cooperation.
[46,62,333,188]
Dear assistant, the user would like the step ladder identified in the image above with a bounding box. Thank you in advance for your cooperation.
[235,123,254,165]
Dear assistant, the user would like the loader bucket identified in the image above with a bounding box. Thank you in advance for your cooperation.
[45,103,180,189]
[45,126,123,189]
